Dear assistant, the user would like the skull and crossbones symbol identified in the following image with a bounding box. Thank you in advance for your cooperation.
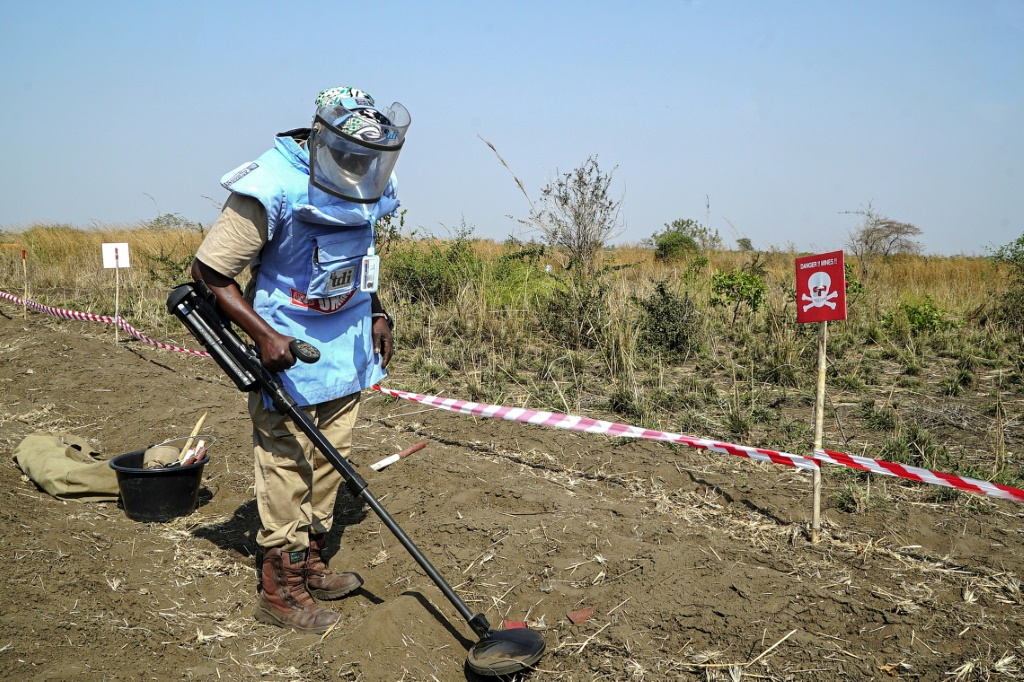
[802,271,838,311]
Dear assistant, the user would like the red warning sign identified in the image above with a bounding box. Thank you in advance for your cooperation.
[795,250,847,323]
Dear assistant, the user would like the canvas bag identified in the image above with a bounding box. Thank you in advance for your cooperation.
[12,431,119,502]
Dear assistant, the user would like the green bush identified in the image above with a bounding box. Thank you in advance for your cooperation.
[383,225,482,305]
[144,247,197,288]
[374,209,410,256]
[543,272,610,350]
[633,281,701,360]
[652,230,698,260]
[142,215,205,287]
[883,296,956,335]
[648,218,721,260]
[843,261,865,300]
[487,242,557,309]
[710,256,768,326]
[990,233,1024,331]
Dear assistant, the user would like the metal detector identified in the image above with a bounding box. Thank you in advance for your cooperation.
[167,281,546,677]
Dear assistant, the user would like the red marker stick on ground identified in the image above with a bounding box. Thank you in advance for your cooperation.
[370,441,427,471]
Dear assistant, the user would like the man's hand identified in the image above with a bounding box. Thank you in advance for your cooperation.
[372,316,394,369]
[256,330,297,373]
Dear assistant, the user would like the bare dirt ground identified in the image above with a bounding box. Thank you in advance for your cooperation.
[2,303,1024,681]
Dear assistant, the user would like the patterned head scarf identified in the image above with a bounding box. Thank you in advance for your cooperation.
[315,86,375,109]
[313,86,388,138]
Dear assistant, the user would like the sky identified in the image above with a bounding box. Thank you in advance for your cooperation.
[1,1,1021,256]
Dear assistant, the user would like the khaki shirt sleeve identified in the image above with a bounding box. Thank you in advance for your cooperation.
[195,193,269,279]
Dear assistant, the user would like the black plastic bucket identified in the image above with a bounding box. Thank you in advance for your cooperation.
[109,450,207,522]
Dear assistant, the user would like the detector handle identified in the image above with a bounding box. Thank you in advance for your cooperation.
[289,339,320,364]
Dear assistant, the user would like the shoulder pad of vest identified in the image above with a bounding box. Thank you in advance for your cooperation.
[221,162,261,190]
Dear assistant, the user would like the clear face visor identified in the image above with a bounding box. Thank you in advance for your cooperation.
[309,102,410,204]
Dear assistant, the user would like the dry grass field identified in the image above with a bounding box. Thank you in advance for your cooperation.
[0,222,1022,681]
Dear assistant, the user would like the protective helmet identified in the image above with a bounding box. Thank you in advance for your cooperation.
[309,87,410,204]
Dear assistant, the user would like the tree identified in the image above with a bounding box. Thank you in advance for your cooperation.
[710,254,768,327]
[844,202,923,261]
[650,225,698,261]
[990,233,1024,333]
[648,218,721,261]
[528,156,623,275]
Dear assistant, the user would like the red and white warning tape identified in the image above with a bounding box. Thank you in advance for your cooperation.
[810,447,1023,502]
[0,290,211,358]
[373,385,1024,504]
[5,289,1020,503]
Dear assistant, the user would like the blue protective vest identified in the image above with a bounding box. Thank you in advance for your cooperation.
[219,131,399,407]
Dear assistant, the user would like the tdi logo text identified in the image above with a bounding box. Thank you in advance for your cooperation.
[328,268,354,292]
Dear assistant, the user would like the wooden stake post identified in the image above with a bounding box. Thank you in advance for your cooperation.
[0,244,29,318]
[22,249,27,320]
[811,321,827,543]
[795,251,847,545]
[114,248,121,343]
[102,243,130,344]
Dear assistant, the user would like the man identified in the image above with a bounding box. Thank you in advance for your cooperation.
[191,86,410,633]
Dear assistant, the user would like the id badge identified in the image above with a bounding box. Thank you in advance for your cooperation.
[360,253,379,293]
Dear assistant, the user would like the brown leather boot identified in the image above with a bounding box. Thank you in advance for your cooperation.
[307,533,363,600]
[255,547,340,633]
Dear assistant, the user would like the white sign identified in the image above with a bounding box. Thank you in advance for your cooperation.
[102,243,131,269]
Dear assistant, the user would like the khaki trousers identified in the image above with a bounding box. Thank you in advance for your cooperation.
[249,391,360,552]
